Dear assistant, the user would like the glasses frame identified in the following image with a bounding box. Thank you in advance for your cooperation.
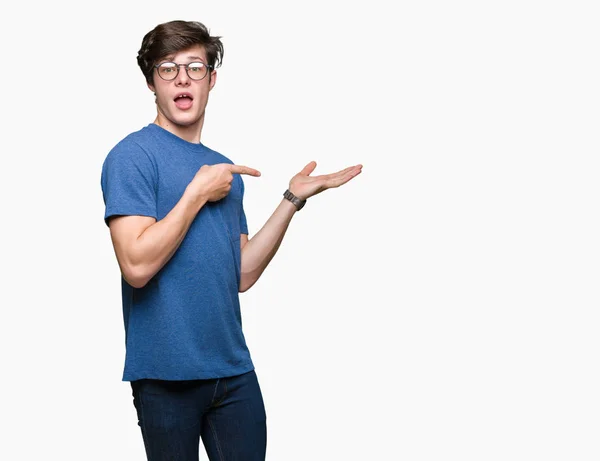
[153,61,214,81]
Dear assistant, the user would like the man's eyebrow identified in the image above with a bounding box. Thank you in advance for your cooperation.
[159,55,206,63]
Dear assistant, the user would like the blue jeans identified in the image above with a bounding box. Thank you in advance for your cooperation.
[131,370,267,461]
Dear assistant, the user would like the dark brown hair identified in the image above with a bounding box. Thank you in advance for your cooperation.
[137,20,224,84]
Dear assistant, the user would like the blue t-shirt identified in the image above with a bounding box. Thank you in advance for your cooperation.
[100,123,254,381]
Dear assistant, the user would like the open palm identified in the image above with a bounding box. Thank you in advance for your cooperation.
[288,161,363,201]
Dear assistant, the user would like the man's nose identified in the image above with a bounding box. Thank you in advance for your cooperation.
[175,65,190,85]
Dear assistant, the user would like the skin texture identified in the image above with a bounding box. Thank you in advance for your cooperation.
[109,44,362,290]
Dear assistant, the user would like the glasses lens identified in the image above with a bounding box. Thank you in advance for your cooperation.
[187,62,208,80]
[157,62,178,81]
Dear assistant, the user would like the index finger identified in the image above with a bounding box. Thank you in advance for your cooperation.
[229,165,261,177]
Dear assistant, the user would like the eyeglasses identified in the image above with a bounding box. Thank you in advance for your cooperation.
[154,61,213,81]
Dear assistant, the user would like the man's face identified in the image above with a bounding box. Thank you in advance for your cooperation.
[148,45,216,132]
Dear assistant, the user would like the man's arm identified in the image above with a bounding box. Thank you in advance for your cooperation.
[109,190,206,288]
[239,161,362,292]
[109,163,260,288]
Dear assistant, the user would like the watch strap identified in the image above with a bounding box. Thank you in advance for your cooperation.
[283,189,306,211]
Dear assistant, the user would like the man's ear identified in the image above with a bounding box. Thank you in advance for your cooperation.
[147,81,156,94]
[209,70,217,91]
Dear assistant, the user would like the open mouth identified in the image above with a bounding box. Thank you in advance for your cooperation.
[174,93,193,110]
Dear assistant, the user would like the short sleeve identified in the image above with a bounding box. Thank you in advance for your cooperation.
[100,139,158,227]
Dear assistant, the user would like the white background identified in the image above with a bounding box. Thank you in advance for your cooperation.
[1,0,599,460]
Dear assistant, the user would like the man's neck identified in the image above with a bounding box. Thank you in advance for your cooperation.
[154,115,204,144]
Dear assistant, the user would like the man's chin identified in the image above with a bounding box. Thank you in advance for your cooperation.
[170,114,202,128]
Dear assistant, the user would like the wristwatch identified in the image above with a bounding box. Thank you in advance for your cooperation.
[283,189,306,211]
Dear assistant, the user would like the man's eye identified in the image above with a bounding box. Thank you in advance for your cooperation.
[188,63,204,72]
[159,64,177,73]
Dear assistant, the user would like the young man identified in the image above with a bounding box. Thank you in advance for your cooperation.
[100,20,362,461]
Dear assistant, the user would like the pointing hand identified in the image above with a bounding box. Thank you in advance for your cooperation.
[190,163,261,202]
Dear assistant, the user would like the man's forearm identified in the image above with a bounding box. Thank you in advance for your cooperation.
[239,198,297,292]
[117,188,207,288]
